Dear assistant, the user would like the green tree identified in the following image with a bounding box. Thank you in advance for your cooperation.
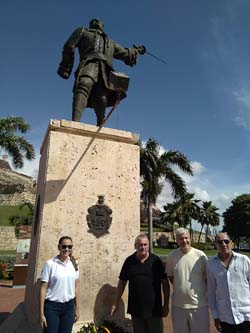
[140,138,193,251]
[198,201,220,242]
[162,193,200,240]
[9,202,34,237]
[223,194,250,246]
[0,116,35,168]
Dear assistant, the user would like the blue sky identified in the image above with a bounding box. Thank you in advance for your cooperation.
[1,0,250,223]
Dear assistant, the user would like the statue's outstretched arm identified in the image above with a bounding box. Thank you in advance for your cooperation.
[113,42,145,67]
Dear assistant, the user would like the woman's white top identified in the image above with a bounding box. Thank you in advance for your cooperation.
[40,256,79,303]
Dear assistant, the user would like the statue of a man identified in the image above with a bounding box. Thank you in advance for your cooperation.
[57,18,142,126]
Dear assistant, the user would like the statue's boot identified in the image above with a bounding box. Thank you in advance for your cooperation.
[95,109,105,126]
[72,76,94,122]
[95,94,107,126]
[72,93,87,122]
[95,101,107,126]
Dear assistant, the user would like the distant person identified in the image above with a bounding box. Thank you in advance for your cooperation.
[111,233,169,333]
[165,228,209,333]
[57,18,143,126]
[207,232,250,333]
[39,236,79,333]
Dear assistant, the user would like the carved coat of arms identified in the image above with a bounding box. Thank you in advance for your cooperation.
[87,195,112,237]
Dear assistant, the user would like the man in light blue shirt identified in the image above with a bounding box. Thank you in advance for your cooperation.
[206,232,250,333]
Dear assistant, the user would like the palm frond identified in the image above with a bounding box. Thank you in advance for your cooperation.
[0,116,30,134]
[160,150,193,175]
[0,117,35,168]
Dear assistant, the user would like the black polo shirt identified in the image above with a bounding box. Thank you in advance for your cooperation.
[119,252,167,318]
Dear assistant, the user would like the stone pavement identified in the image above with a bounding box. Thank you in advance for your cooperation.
[0,281,24,325]
[0,281,217,332]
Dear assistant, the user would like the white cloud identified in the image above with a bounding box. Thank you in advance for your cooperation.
[157,182,174,209]
[13,152,40,180]
[206,5,250,131]
[159,145,166,156]
[191,161,206,175]
[213,192,239,214]
[173,161,206,186]
[192,187,211,202]
[141,140,167,156]
[156,160,208,209]
[141,141,247,229]
[233,88,250,130]
[155,153,247,227]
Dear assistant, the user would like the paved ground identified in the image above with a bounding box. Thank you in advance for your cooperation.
[0,281,25,325]
[0,281,217,332]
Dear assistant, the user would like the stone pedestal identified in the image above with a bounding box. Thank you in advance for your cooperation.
[0,120,140,333]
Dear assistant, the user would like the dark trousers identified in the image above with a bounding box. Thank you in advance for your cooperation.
[221,321,250,333]
[132,316,163,333]
[44,299,75,333]
[73,75,107,125]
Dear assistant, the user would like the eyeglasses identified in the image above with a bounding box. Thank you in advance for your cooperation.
[61,245,73,249]
[216,239,230,245]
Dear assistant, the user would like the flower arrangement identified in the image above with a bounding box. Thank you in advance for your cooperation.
[77,321,129,333]
[77,322,110,333]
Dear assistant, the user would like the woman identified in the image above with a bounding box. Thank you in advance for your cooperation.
[39,236,79,333]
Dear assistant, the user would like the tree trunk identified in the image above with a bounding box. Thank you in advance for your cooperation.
[189,220,193,241]
[148,202,153,253]
[198,224,204,243]
[205,224,209,242]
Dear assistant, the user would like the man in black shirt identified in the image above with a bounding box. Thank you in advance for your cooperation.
[111,234,169,333]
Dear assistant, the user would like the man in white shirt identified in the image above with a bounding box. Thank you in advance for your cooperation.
[165,228,209,333]
[206,232,250,333]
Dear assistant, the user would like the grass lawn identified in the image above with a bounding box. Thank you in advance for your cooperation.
[141,226,163,232]
[0,250,16,255]
[0,205,30,226]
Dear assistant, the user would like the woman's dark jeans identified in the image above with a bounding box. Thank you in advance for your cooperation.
[44,299,75,333]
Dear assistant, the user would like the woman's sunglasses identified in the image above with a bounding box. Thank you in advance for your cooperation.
[61,245,73,249]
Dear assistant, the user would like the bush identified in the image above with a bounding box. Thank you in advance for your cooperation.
[77,321,129,333]
[167,241,177,249]
[102,320,129,333]
[0,255,16,268]
[0,255,15,279]
[192,242,214,251]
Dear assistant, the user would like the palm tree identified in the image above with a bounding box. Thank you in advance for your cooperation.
[162,193,200,240]
[162,201,183,229]
[0,116,35,168]
[9,202,34,237]
[198,201,220,242]
[140,138,193,252]
[179,193,200,240]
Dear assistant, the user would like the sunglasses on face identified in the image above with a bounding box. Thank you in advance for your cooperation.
[216,239,230,245]
[60,245,73,249]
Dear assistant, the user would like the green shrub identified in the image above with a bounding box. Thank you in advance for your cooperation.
[77,322,110,333]
[77,321,129,333]
[0,255,16,279]
[0,205,30,226]
[0,255,16,268]
[192,242,214,251]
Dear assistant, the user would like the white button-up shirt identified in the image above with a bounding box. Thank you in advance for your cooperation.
[40,256,79,303]
[206,252,250,325]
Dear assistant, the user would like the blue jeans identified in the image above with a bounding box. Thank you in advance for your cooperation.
[44,299,75,333]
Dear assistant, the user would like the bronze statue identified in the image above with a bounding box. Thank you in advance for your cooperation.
[57,18,145,126]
